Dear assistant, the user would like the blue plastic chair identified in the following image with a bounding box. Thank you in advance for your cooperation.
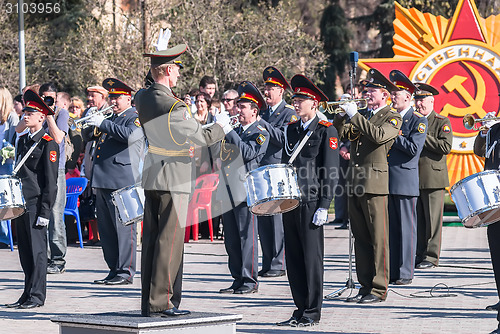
[64,177,88,248]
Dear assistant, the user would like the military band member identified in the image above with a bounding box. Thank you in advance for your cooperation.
[276,75,339,327]
[6,90,59,309]
[414,83,452,270]
[218,81,269,294]
[83,78,142,286]
[333,68,401,304]
[473,107,500,328]
[257,66,297,278]
[135,43,230,317]
[387,70,427,285]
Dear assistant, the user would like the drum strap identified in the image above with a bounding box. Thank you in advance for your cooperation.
[287,129,313,164]
[12,138,42,176]
[486,130,497,159]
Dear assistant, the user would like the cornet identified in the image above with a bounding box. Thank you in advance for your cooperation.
[463,113,500,131]
[69,105,116,130]
[319,98,368,114]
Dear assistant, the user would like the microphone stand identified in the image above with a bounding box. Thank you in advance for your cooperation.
[325,51,358,300]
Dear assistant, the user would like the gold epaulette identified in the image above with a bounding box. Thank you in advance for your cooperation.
[413,111,424,118]
[318,120,332,127]
[285,104,294,109]
[42,134,53,142]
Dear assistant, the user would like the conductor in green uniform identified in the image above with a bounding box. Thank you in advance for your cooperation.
[135,37,231,317]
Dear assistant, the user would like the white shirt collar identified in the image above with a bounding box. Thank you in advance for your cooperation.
[371,105,386,115]
[242,120,256,132]
[301,117,315,130]
[29,128,42,140]
[399,106,412,118]
[269,100,283,114]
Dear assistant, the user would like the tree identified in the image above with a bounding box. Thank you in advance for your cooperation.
[319,0,352,99]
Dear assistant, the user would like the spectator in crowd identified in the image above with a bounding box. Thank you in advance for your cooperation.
[68,97,85,119]
[13,94,24,118]
[199,76,217,98]
[56,92,71,111]
[0,88,20,248]
[39,83,69,274]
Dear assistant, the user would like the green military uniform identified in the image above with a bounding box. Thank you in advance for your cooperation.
[335,106,401,300]
[333,69,401,301]
[135,44,225,316]
[416,110,452,266]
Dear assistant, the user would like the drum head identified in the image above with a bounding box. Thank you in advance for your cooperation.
[0,206,26,221]
[250,198,300,216]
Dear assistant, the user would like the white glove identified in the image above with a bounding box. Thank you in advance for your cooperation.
[340,93,351,101]
[153,28,171,51]
[87,113,105,128]
[340,101,357,118]
[214,112,232,135]
[312,208,328,226]
[483,111,500,129]
[36,217,49,227]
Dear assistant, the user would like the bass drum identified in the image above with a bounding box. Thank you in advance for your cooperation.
[245,164,301,216]
[450,170,500,228]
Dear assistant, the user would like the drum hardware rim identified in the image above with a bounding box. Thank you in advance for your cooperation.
[459,204,500,228]
[249,196,301,216]
[450,170,500,193]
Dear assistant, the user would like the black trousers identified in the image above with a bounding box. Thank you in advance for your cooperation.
[258,213,286,273]
[283,201,324,322]
[222,201,258,289]
[95,188,137,280]
[488,222,500,326]
[14,202,47,305]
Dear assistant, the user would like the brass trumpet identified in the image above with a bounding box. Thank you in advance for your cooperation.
[463,113,500,131]
[69,105,116,130]
[319,98,368,114]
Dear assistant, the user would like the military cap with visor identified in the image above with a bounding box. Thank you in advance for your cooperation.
[290,74,328,102]
[23,89,55,116]
[102,78,135,98]
[263,66,290,90]
[364,68,398,92]
[237,81,267,111]
[413,82,440,99]
[143,44,187,68]
[389,70,417,94]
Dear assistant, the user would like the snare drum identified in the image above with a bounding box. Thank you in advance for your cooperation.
[450,170,500,228]
[245,164,300,216]
[111,183,145,226]
[0,176,25,220]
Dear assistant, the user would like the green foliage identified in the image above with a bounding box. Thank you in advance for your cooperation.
[319,0,351,99]
[0,0,326,99]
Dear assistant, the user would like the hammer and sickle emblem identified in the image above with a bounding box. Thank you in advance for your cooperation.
[440,62,487,119]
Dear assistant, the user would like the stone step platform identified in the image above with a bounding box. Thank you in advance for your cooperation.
[51,311,243,334]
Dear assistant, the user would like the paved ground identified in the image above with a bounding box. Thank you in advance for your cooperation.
[0,220,498,333]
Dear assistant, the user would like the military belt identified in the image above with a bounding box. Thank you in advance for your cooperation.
[148,145,191,157]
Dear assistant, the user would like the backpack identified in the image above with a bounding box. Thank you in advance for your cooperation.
[54,107,74,162]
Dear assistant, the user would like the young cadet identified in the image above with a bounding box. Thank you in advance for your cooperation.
[6,89,59,309]
[277,74,339,327]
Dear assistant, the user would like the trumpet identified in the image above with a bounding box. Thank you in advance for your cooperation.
[463,113,500,131]
[69,105,116,130]
[319,98,368,114]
